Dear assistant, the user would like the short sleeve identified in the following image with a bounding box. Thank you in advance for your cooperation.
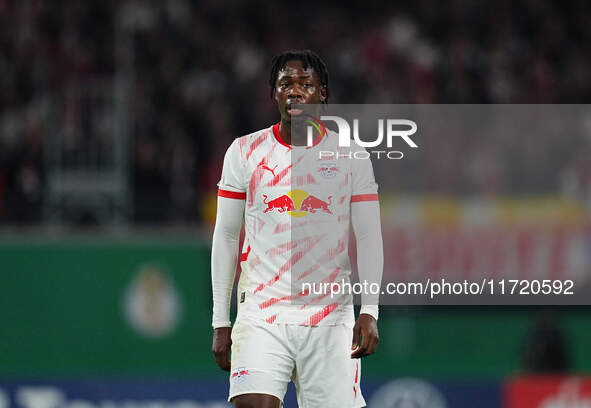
[218,139,247,198]
[351,146,379,202]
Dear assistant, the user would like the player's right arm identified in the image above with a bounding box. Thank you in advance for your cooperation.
[211,139,246,371]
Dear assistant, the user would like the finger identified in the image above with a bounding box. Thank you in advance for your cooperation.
[213,348,231,371]
[351,344,367,358]
[215,352,231,371]
[351,333,367,358]
[351,325,361,350]
[359,327,370,352]
[353,327,373,358]
[221,353,231,371]
[367,336,378,356]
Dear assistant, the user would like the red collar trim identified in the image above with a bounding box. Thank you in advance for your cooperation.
[272,120,327,149]
[307,116,327,148]
[272,123,292,149]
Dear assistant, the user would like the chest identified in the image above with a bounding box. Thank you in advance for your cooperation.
[245,149,352,217]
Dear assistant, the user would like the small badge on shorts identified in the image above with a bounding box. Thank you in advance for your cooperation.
[231,366,250,383]
[240,292,245,303]
[318,162,338,178]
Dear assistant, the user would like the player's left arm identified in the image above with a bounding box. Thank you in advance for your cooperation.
[350,149,383,359]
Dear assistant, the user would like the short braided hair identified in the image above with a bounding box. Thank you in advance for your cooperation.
[269,49,329,104]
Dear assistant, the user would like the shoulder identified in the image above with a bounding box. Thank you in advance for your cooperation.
[233,126,275,155]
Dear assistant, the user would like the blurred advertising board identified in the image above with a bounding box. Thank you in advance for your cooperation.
[382,196,589,282]
[376,196,591,305]
[0,380,231,408]
[2,239,591,380]
[505,376,591,408]
[0,379,501,408]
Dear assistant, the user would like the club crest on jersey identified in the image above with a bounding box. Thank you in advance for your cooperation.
[232,367,250,383]
[318,162,338,178]
[263,189,332,217]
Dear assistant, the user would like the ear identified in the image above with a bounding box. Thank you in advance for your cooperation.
[320,86,327,102]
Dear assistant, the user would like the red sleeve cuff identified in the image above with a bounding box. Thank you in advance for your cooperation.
[351,194,379,203]
[218,189,246,199]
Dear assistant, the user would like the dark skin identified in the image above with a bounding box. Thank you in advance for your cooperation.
[212,60,379,408]
[275,60,326,145]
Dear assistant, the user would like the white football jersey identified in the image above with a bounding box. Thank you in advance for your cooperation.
[217,122,378,326]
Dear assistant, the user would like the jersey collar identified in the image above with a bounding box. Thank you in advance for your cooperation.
[272,119,327,150]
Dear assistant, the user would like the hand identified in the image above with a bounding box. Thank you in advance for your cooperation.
[212,327,232,371]
[351,313,379,359]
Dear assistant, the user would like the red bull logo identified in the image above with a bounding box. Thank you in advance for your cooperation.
[263,189,331,217]
[318,162,338,178]
[231,366,250,383]
[263,194,295,213]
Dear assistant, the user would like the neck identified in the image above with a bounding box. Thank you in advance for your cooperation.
[279,120,292,145]
[279,119,310,146]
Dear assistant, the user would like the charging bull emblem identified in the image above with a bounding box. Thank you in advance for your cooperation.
[263,194,295,213]
[263,189,332,217]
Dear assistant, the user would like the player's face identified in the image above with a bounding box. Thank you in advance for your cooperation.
[274,60,326,122]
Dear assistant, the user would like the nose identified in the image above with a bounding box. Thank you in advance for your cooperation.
[287,85,305,101]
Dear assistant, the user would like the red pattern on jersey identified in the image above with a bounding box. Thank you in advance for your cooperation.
[296,233,347,281]
[252,216,265,238]
[253,234,325,294]
[248,159,267,207]
[266,240,298,257]
[267,154,306,187]
[238,134,249,151]
[248,144,279,207]
[245,131,269,161]
[339,173,349,189]
[273,219,329,234]
[298,267,341,309]
[273,222,291,234]
[337,214,350,223]
[258,286,310,310]
[266,164,292,187]
[301,303,338,326]
[248,254,261,269]
[266,314,278,324]
[292,174,319,187]
[240,245,251,262]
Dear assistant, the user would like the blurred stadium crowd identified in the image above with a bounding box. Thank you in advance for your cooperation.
[1,0,591,224]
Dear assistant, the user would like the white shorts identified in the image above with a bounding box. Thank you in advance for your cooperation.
[229,318,366,408]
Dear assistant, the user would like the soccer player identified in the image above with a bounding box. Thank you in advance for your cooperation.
[211,50,383,408]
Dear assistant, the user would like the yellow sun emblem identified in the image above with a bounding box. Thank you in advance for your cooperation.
[287,189,309,218]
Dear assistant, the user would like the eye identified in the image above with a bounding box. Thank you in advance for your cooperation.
[304,83,313,88]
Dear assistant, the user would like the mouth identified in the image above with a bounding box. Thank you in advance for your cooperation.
[287,102,304,116]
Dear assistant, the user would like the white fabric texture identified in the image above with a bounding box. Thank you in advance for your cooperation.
[211,196,245,328]
[351,200,383,321]
[212,126,383,327]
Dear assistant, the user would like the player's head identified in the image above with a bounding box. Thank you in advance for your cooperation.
[269,50,329,122]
